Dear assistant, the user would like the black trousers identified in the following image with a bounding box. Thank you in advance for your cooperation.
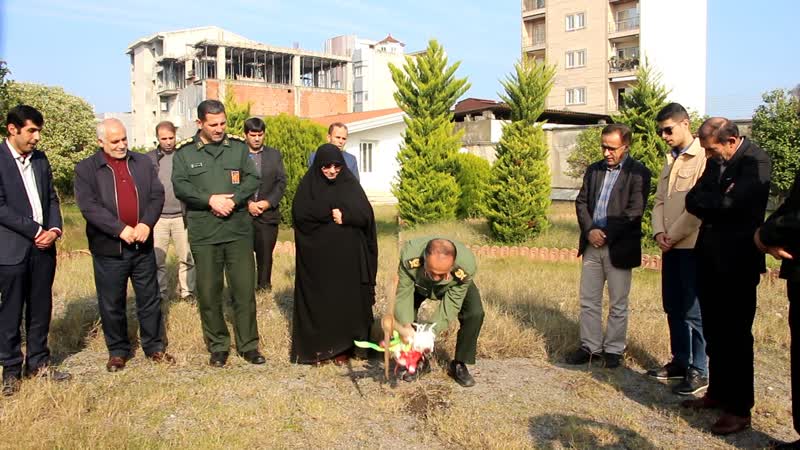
[787,281,800,435]
[253,221,279,290]
[413,283,484,364]
[697,268,759,417]
[0,246,56,373]
[92,248,166,358]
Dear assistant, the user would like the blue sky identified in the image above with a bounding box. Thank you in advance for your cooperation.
[1,0,797,119]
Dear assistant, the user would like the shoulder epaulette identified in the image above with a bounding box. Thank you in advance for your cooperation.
[228,134,245,142]
[405,257,421,270]
[175,138,194,150]
[452,266,469,284]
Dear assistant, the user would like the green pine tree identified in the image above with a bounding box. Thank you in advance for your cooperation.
[485,60,556,243]
[389,40,470,226]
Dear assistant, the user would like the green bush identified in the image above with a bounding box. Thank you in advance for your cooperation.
[752,89,800,198]
[7,82,96,196]
[454,153,491,219]
[565,126,603,180]
[262,114,327,225]
[223,82,252,137]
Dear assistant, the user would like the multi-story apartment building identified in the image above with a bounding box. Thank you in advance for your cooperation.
[521,0,707,115]
[126,26,352,148]
[325,34,407,112]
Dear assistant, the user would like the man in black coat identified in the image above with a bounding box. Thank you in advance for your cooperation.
[684,117,772,435]
[755,170,800,449]
[74,118,173,373]
[243,117,287,292]
[0,105,70,395]
[567,123,651,369]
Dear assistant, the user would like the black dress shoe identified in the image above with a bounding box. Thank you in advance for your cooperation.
[646,361,687,380]
[564,346,602,365]
[603,352,623,369]
[240,350,266,365]
[447,360,476,387]
[209,351,229,367]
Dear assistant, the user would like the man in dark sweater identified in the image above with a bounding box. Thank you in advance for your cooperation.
[146,121,196,302]
[243,117,286,292]
[74,118,174,372]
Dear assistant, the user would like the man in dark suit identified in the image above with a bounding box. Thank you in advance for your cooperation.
[567,123,651,369]
[0,105,70,396]
[754,170,800,449]
[74,118,173,372]
[684,117,771,435]
[243,117,287,292]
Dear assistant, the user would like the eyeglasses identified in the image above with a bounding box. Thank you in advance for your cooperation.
[657,126,674,136]
[321,163,342,170]
[601,144,626,152]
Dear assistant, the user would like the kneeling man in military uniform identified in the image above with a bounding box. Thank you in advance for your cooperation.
[395,237,484,387]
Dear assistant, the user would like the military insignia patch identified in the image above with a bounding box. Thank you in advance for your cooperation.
[229,134,245,141]
[406,258,421,269]
[453,267,468,283]
[190,162,204,169]
[231,170,241,185]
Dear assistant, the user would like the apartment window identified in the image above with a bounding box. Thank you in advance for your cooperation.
[615,6,640,31]
[360,141,375,173]
[565,12,585,31]
[566,87,586,105]
[354,64,363,77]
[565,49,586,69]
[354,91,364,104]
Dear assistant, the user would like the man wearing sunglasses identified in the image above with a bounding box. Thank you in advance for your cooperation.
[394,237,483,387]
[647,103,709,396]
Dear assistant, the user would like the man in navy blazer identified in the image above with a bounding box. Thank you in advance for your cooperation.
[0,105,70,396]
[567,123,651,369]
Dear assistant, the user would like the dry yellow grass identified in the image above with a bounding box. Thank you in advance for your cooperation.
[0,205,795,448]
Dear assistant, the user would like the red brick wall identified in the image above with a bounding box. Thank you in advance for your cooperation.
[204,81,348,118]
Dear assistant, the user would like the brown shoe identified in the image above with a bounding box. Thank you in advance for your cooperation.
[146,352,175,365]
[680,393,721,410]
[333,354,350,366]
[106,356,127,373]
[711,413,751,435]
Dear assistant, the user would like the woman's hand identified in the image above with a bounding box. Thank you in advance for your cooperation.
[332,208,343,224]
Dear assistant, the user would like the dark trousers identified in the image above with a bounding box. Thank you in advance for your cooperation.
[697,268,758,417]
[414,283,484,364]
[192,238,259,353]
[662,249,707,374]
[788,281,800,434]
[92,248,166,358]
[253,221,279,290]
[0,246,56,374]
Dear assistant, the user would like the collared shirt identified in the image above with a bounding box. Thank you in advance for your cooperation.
[248,148,263,200]
[671,138,696,160]
[6,139,44,227]
[719,137,745,180]
[592,155,627,228]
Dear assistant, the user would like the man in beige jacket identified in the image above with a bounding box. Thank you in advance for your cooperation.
[647,103,709,396]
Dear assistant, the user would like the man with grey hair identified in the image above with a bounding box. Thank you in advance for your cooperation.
[684,117,771,435]
[146,121,196,302]
[75,118,174,372]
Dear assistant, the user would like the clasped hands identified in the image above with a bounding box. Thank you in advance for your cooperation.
[588,229,606,248]
[655,232,674,253]
[210,194,235,217]
[248,200,270,217]
[34,229,58,249]
[332,208,343,225]
[119,223,151,245]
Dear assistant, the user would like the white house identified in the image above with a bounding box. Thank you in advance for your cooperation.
[312,107,405,204]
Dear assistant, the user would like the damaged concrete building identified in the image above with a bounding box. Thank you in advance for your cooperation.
[126,26,352,148]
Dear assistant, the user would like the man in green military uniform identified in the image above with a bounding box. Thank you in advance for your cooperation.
[172,99,265,368]
[395,237,484,387]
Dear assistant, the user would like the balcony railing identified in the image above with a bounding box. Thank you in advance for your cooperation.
[608,56,639,73]
[612,16,640,32]
[523,0,545,12]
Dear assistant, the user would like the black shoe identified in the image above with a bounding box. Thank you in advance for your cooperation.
[240,350,266,365]
[646,361,687,380]
[209,351,229,367]
[24,366,72,382]
[672,368,708,396]
[2,372,21,397]
[770,439,800,449]
[447,360,476,387]
[603,352,623,369]
[564,346,602,365]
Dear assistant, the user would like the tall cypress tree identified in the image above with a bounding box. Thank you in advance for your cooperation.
[389,40,470,226]
[485,60,556,243]
[613,62,669,240]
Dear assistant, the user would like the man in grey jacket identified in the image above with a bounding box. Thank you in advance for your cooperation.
[146,121,196,302]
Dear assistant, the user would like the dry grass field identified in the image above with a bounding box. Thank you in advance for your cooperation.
[1,203,795,449]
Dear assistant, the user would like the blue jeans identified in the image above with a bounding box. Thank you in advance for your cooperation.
[662,249,707,375]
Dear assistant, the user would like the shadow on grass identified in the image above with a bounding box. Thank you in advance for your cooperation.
[528,414,657,449]
[49,295,101,362]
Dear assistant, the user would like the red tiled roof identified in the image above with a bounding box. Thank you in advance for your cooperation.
[454,98,505,114]
[377,34,404,46]
[309,107,403,127]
